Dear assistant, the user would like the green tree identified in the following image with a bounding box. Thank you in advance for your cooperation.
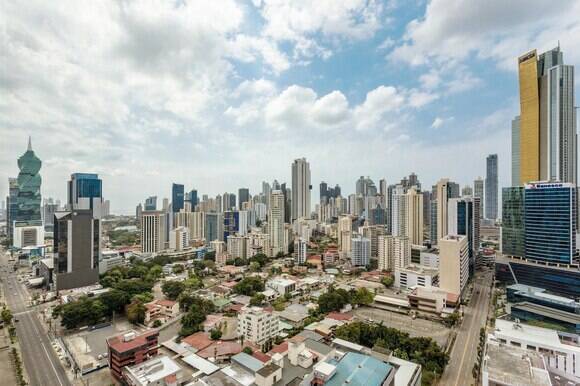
[173,264,185,274]
[381,276,394,287]
[210,328,222,340]
[249,261,261,272]
[99,289,131,314]
[351,287,374,306]
[242,346,253,355]
[1,308,13,325]
[127,301,146,325]
[184,275,203,291]
[233,276,265,296]
[162,280,186,301]
[250,293,266,306]
[152,319,163,328]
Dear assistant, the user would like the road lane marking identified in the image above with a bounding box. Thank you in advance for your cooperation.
[28,313,66,386]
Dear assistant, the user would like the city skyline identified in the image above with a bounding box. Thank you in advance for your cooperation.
[3,1,580,213]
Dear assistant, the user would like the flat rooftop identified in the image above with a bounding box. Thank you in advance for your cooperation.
[484,342,551,386]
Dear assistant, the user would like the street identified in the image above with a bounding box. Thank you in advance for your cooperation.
[439,269,493,386]
[0,250,72,386]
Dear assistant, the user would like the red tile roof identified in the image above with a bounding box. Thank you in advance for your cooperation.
[156,299,177,307]
[326,312,353,321]
[268,341,288,355]
[196,341,242,358]
[182,332,213,351]
[107,330,158,353]
[252,351,271,363]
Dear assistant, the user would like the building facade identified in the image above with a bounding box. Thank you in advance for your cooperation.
[291,158,311,221]
[485,154,498,220]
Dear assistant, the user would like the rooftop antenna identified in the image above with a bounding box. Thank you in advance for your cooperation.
[27,135,32,151]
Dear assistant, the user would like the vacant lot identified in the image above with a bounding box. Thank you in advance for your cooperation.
[354,306,451,348]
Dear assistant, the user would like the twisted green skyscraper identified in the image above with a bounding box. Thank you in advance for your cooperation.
[16,136,42,222]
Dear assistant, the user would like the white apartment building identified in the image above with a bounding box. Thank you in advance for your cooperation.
[169,226,189,251]
[337,215,352,253]
[351,234,370,267]
[439,235,469,297]
[294,237,307,265]
[227,235,247,259]
[406,187,424,246]
[267,277,297,296]
[237,306,280,346]
[269,190,285,257]
[141,211,166,253]
[246,232,270,258]
[378,235,411,271]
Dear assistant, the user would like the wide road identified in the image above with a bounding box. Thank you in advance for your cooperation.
[439,269,493,386]
[0,250,72,386]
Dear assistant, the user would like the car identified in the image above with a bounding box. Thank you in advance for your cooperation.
[14,319,19,323]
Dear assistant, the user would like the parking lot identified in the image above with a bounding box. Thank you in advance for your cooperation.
[354,306,451,348]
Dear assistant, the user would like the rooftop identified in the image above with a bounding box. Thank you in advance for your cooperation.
[484,341,551,386]
[494,319,578,350]
[231,352,264,373]
[256,363,281,378]
[325,352,393,386]
[124,355,180,384]
[107,330,158,354]
[182,332,213,352]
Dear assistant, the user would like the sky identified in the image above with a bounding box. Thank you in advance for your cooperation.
[1,0,580,214]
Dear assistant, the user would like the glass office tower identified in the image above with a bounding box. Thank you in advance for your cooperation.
[68,173,102,209]
[16,138,42,222]
[524,182,577,264]
[172,183,184,213]
[501,187,525,258]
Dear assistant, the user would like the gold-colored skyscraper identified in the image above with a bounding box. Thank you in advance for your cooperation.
[518,50,540,185]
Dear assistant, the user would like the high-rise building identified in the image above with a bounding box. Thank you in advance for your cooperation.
[474,177,484,218]
[204,212,224,242]
[517,47,577,185]
[144,196,157,211]
[171,183,184,213]
[238,188,250,209]
[6,177,19,243]
[439,235,469,297]
[227,235,247,259]
[436,178,450,243]
[379,178,387,207]
[378,235,410,272]
[485,154,498,220]
[222,193,236,211]
[169,226,189,251]
[461,186,473,197]
[320,182,328,204]
[68,173,102,211]
[291,158,311,220]
[53,209,100,290]
[262,181,271,209]
[294,238,307,265]
[356,176,377,196]
[338,215,352,253]
[351,234,370,267]
[406,187,424,246]
[136,203,142,222]
[141,211,166,253]
[501,187,525,258]
[511,116,521,186]
[187,190,198,209]
[269,190,285,257]
[524,182,577,264]
[223,210,240,240]
[391,185,406,237]
[448,197,481,273]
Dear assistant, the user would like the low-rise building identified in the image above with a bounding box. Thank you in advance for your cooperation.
[266,277,297,297]
[407,287,448,314]
[144,299,179,326]
[394,265,438,290]
[491,319,580,381]
[107,330,159,381]
[237,306,280,346]
[99,250,125,274]
[124,355,183,386]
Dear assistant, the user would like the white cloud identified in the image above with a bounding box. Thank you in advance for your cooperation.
[390,0,580,70]
[256,0,386,60]
[431,117,444,129]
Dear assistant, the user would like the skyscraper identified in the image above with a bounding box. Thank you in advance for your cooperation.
[319,182,328,204]
[6,177,19,243]
[188,189,198,209]
[172,183,184,213]
[448,197,481,274]
[501,187,525,258]
[439,235,469,297]
[524,182,577,264]
[291,158,311,221]
[518,47,577,185]
[16,137,42,223]
[436,178,450,243]
[485,154,498,220]
[511,116,521,186]
[406,187,424,246]
[68,173,102,211]
[238,188,250,209]
[269,190,285,257]
[141,211,166,253]
[144,196,157,211]
[474,177,484,218]
[53,209,100,290]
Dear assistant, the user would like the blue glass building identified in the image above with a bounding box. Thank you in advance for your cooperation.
[188,189,198,208]
[16,138,42,223]
[172,183,184,213]
[223,210,239,240]
[68,173,102,209]
[144,196,157,211]
[524,182,577,264]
